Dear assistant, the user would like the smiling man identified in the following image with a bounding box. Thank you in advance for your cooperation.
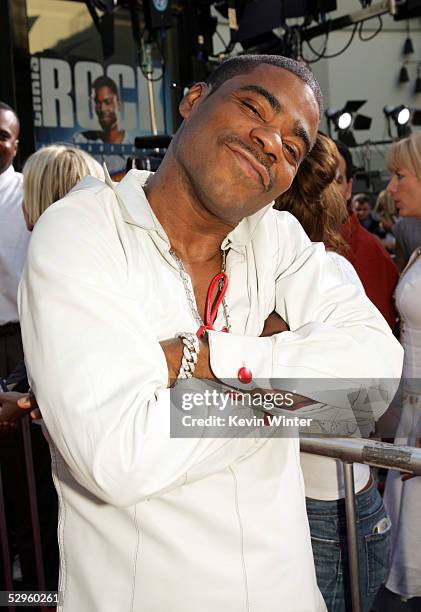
[73,75,129,178]
[19,56,403,612]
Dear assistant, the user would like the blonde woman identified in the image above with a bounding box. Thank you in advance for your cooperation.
[374,190,397,251]
[22,145,104,230]
[375,189,397,232]
[383,133,421,604]
[0,145,104,424]
[0,145,104,594]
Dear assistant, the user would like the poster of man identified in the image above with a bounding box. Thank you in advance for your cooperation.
[31,56,168,179]
[73,75,133,177]
[75,76,128,144]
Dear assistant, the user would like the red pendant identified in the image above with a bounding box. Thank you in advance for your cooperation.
[237,366,253,384]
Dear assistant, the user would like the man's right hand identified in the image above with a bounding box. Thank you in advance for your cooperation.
[161,336,212,385]
[161,312,290,386]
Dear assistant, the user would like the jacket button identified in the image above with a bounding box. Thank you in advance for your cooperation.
[237,366,253,384]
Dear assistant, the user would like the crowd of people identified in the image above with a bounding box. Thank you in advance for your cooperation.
[0,53,420,612]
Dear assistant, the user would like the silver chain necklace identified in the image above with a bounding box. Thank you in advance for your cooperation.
[169,248,231,332]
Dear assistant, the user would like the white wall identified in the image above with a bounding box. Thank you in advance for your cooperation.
[213,0,421,172]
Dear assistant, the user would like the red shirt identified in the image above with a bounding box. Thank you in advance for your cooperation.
[341,213,398,328]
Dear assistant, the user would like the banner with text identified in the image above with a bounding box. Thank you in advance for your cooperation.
[30,55,167,179]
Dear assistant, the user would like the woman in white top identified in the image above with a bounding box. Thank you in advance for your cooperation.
[276,132,392,612]
[383,132,421,602]
[0,144,104,425]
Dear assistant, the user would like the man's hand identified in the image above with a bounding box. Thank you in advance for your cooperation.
[261,311,290,337]
[0,391,40,431]
[161,336,213,385]
[161,313,290,386]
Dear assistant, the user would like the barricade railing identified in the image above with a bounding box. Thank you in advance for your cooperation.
[300,437,421,612]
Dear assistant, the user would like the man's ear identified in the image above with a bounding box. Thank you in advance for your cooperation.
[13,139,19,159]
[179,82,209,120]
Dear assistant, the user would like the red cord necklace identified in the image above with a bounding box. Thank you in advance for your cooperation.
[196,271,229,337]
[170,248,230,337]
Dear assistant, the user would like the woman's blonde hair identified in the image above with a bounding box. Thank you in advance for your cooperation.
[275,133,348,254]
[374,190,397,225]
[387,132,421,180]
[23,145,104,228]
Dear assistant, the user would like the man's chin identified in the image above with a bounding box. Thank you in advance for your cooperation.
[207,200,268,227]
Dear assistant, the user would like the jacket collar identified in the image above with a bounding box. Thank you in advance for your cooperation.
[105,168,274,250]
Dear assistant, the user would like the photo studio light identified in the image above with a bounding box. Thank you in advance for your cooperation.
[325,100,372,147]
[383,104,412,138]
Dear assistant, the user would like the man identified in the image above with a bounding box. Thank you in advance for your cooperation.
[0,102,30,378]
[336,142,399,329]
[73,76,130,178]
[353,192,386,239]
[20,56,403,612]
[80,75,126,144]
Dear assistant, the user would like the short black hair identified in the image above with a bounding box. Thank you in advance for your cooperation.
[0,101,20,130]
[0,101,15,113]
[353,192,374,208]
[335,141,355,182]
[206,55,323,113]
[91,76,119,97]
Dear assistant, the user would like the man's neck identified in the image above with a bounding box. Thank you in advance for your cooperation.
[144,157,235,264]
[105,127,124,144]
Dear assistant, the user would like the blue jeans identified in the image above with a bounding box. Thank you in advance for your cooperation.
[306,479,392,612]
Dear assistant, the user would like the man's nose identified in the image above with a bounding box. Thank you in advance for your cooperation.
[250,127,282,164]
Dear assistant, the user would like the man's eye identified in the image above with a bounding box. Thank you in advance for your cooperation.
[242,101,261,117]
[284,143,298,163]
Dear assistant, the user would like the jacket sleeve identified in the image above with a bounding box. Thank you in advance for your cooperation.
[209,214,403,426]
[18,191,263,507]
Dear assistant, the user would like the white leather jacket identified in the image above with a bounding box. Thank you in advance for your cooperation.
[19,170,403,611]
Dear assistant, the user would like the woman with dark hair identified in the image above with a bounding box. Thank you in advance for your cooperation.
[276,133,392,612]
[276,132,348,253]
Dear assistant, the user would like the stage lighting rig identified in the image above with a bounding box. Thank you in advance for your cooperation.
[383,105,412,138]
[84,0,117,58]
[300,0,420,60]
[326,108,353,131]
[215,0,337,55]
[325,101,372,147]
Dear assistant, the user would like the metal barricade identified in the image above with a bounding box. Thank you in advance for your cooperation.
[300,437,421,612]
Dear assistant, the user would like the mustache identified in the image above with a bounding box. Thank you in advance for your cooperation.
[223,135,274,192]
